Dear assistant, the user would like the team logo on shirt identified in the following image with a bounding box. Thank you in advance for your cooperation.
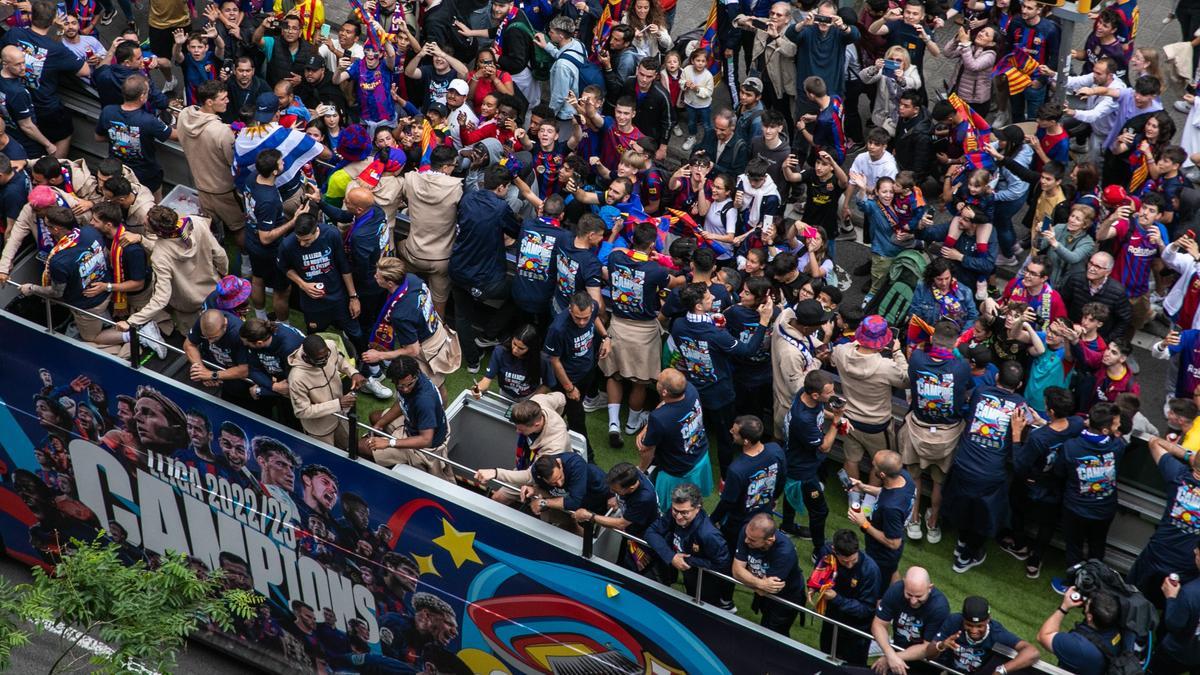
[679,400,705,456]
[14,41,48,88]
[106,121,145,160]
[1169,482,1200,535]
[966,394,1018,449]
[675,337,716,383]
[610,266,646,314]
[517,231,555,280]
[743,462,779,510]
[555,254,580,298]
[915,371,955,419]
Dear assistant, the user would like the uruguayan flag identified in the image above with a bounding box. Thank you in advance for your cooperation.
[232,123,324,191]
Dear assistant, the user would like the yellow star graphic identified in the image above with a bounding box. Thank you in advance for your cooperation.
[432,519,482,568]
[413,553,440,577]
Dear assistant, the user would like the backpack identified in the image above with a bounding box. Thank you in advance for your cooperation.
[509,21,553,81]
[558,48,607,97]
[1075,628,1146,675]
[866,249,928,327]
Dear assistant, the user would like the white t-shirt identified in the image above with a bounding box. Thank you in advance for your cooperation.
[319,42,365,73]
[704,198,737,259]
[849,151,898,191]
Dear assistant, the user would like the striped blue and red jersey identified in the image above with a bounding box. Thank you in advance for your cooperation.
[1112,216,1166,298]
[1006,15,1060,68]
[348,59,397,123]
[812,95,846,164]
[1035,127,1069,172]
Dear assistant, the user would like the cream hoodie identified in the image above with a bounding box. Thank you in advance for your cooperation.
[494,392,571,485]
[830,341,909,426]
[177,105,236,195]
[129,217,227,325]
[287,339,356,437]
[397,171,463,263]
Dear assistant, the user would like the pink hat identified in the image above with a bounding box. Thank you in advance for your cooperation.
[213,275,252,310]
[28,185,57,209]
[854,315,893,350]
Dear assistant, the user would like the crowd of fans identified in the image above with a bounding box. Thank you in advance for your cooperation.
[4,0,1200,670]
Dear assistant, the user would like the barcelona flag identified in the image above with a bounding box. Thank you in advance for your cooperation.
[992,49,1040,96]
[418,119,436,172]
[593,0,631,56]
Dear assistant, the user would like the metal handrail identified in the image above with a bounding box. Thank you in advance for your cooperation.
[8,281,1074,675]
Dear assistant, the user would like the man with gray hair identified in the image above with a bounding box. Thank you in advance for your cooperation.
[644,482,732,607]
[700,109,749,177]
[539,16,587,133]
[1058,250,1132,344]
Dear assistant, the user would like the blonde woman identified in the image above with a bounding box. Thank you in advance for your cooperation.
[859,45,921,135]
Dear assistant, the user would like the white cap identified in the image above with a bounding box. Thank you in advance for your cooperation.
[448,79,469,95]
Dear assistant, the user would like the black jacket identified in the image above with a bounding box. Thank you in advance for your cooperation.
[295,71,349,112]
[495,12,534,76]
[602,77,674,146]
[421,0,473,62]
[892,111,933,183]
[1058,272,1133,344]
[700,129,749,177]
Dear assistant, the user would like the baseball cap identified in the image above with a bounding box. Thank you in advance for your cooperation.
[448,78,469,95]
[962,596,990,623]
[254,92,281,123]
[300,54,325,71]
[741,76,763,95]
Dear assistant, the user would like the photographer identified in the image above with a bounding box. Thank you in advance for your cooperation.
[1036,586,1123,675]
[1153,542,1200,674]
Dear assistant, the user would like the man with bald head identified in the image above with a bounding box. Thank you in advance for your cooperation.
[848,449,916,585]
[1059,250,1132,344]
[733,512,806,635]
[871,566,951,674]
[638,368,714,510]
[0,44,57,158]
[184,308,253,407]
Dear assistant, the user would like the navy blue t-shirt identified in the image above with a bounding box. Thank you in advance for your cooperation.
[47,226,109,309]
[245,323,305,394]
[398,373,447,448]
[669,314,765,407]
[0,74,39,156]
[725,304,777,387]
[386,274,443,348]
[551,237,603,313]
[735,526,805,595]
[511,218,566,314]
[1052,627,1115,675]
[875,581,950,649]
[641,383,708,476]
[786,394,825,482]
[0,133,26,164]
[0,167,29,222]
[535,451,610,511]
[486,345,554,399]
[243,181,285,259]
[933,614,1023,673]
[867,470,917,572]
[96,104,172,185]
[909,349,974,424]
[662,280,733,320]
[615,471,659,537]
[543,300,598,384]
[1058,430,1126,520]
[276,223,352,314]
[606,249,670,321]
[2,27,84,112]
[952,385,1025,484]
[1144,456,1200,575]
[1014,417,1083,504]
[186,311,245,369]
[718,443,786,528]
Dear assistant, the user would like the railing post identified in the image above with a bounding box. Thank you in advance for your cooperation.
[347,407,359,460]
[128,324,141,369]
[581,519,594,559]
[42,297,52,333]
[693,567,705,605]
[830,622,839,660]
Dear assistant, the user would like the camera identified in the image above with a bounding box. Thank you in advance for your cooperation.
[828,395,846,410]
[813,14,833,23]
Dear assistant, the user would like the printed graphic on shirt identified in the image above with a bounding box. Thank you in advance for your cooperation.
[680,400,705,456]
[895,612,924,643]
[744,462,779,510]
[207,343,234,367]
[500,370,527,395]
[257,352,284,376]
[953,645,987,673]
[570,329,594,359]
[1169,482,1200,535]
[106,121,144,160]
[746,551,770,578]
[676,337,716,384]
[966,394,1019,449]
[517,231,555,280]
[416,286,441,335]
[300,246,333,279]
[915,371,955,418]
[15,41,47,87]
[75,240,106,287]
[610,266,645,315]
[1075,453,1117,498]
[555,254,580,298]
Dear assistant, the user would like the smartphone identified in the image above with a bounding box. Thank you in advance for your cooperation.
[837,468,854,491]
[883,59,900,72]
[813,14,832,23]
[320,23,331,38]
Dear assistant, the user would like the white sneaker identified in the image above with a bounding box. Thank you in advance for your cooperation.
[1175,100,1194,114]
[681,135,697,152]
[624,410,646,435]
[360,376,394,399]
[582,393,608,412]
[673,125,684,137]
[906,518,923,540]
[924,508,942,544]
[162,78,178,94]
[136,320,168,359]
